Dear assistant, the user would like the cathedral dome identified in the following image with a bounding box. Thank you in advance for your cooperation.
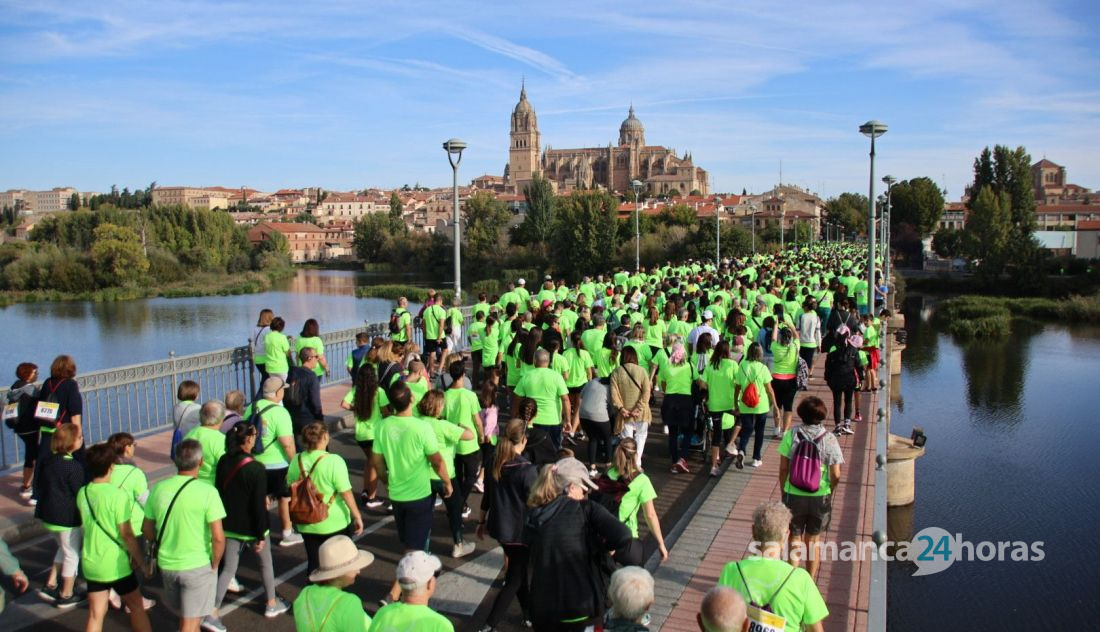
[620,105,644,135]
[514,85,534,114]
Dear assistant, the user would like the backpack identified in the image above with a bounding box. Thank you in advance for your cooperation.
[592,474,630,516]
[289,453,330,525]
[284,373,304,409]
[388,309,401,335]
[796,356,810,391]
[789,429,827,492]
[735,562,797,632]
[348,345,370,381]
[825,346,858,386]
[245,402,278,455]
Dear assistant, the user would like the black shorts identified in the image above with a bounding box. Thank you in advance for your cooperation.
[86,573,139,596]
[266,467,290,499]
[424,339,443,355]
[772,377,798,412]
[357,440,374,454]
[567,386,583,395]
[392,495,434,551]
[784,492,832,536]
[710,410,734,447]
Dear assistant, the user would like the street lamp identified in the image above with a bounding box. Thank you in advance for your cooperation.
[631,179,643,273]
[714,195,723,268]
[780,207,786,251]
[859,120,887,311]
[882,175,897,288]
[443,138,467,304]
[748,203,760,254]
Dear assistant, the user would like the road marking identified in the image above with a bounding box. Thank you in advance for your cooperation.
[429,546,504,616]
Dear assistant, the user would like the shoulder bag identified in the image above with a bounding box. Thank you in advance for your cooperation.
[148,478,197,576]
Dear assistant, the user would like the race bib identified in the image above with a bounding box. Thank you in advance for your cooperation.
[35,401,60,422]
[3,403,18,421]
[745,605,787,632]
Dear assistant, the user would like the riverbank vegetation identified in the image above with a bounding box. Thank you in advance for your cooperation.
[0,204,292,303]
[354,285,455,304]
[934,294,1100,338]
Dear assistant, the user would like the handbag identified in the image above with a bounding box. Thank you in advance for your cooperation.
[148,478,196,576]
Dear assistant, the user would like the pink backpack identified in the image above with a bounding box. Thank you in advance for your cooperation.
[789,430,827,492]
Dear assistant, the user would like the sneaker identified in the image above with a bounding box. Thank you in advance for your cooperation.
[201,614,228,632]
[452,541,476,558]
[478,626,497,632]
[854,412,863,422]
[462,506,472,519]
[19,486,32,499]
[752,460,763,468]
[473,480,484,494]
[588,467,599,478]
[28,498,37,506]
[38,584,60,602]
[108,588,122,610]
[280,531,304,547]
[773,430,783,439]
[123,597,156,614]
[841,424,855,436]
[725,445,739,458]
[710,466,721,477]
[663,425,670,435]
[670,464,681,474]
[54,592,84,609]
[227,576,242,593]
[435,497,444,509]
[735,453,744,470]
[563,433,577,446]
[265,597,291,618]
[675,458,691,474]
[575,431,586,441]
[365,496,385,509]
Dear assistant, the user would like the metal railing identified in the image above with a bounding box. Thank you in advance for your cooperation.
[0,306,473,471]
[868,308,891,630]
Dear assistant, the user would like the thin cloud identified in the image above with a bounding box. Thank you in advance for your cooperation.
[449,28,575,80]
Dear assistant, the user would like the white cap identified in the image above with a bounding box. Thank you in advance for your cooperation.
[518,278,526,285]
[703,309,714,320]
[396,550,442,589]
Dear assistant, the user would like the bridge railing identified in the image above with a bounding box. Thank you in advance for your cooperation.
[0,305,472,471]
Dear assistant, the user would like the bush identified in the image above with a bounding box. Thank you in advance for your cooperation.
[147,247,184,283]
[354,284,454,304]
[50,258,96,293]
[945,314,1012,338]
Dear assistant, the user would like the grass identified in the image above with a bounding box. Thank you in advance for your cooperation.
[0,271,279,307]
[354,284,455,304]
[934,293,1100,339]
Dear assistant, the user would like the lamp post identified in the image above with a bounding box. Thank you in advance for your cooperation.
[714,195,723,268]
[443,138,467,304]
[631,179,643,272]
[859,120,887,311]
[780,207,786,251]
[748,202,759,254]
[882,175,897,287]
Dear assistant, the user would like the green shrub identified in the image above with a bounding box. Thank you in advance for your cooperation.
[355,284,455,304]
[946,314,1012,338]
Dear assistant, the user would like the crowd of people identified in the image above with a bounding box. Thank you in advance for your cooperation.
[1,241,889,631]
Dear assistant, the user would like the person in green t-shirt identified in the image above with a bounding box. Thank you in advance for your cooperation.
[418,391,475,559]
[287,422,364,575]
[512,349,570,449]
[605,439,668,562]
[563,331,595,440]
[658,342,695,473]
[730,342,778,469]
[293,535,375,632]
[697,340,738,477]
[183,401,227,486]
[443,360,484,518]
[372,551,455,632]
[467,311,487,387]
[263,317,292,379]
[717,500,828,632]
[422,298,447,376]
[296,318,330,378]
[372,382,452,603]
[340,365,390,508]
[392,297,413,345]
[80,443,152,632]
[107,432,150,538]
[142,439,226,630]
[253,377,300,547]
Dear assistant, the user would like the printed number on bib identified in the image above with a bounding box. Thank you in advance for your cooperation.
[3,403,18,421]
[745,605,787,632]
[35,401,60,422]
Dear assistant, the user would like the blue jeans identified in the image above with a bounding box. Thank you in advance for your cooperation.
[737,413,769,461]
[542,423,563,450]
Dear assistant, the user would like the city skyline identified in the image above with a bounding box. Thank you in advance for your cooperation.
[2,0,1098,200]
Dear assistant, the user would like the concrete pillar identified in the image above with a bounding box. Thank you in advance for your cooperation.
[886,433,926,506]
[890,342,905,375]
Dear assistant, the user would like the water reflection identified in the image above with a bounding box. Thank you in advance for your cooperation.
[898,295,938,376]
[958,324,1037,421]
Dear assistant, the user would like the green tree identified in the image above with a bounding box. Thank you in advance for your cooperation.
[68,192,81,211]
[90,223,149,286]
[551,190,619,278]
[657,203,697,227]
[824,192,870,236]
[514,174,555,246]
[932,227,965,259]
[463,191,511,261]
[964,186,1012,279]
[352,213,392,264]
[970,145,1036,234]
[890,177,944,237]
[388,192,406,234]
[667,188,682,198]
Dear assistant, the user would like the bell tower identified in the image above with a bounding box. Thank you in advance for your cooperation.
[508,82,541,193]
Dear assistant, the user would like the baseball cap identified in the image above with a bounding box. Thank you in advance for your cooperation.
[703,309,714,320]
[396,550,442,589]
[518,278,526,285]
[262,377,285,397]
[552,457,598,491]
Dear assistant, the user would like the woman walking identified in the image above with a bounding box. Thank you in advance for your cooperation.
[731,342,779,469]
[562,331,595,441]
[252,309,274,384]
[33,355,83,502]
[105,432,156,612]
[35,423,85,608]
[603,438,668,564]
[418,390,476,559]
[7,362,39,500]
[296,318,331,378]
[659,343,694,474]
[698,340,738,477]
[340,364,390,508]
[610,347,652,466]
[769,323,800,438]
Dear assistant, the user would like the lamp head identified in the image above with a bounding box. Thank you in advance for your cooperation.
[442,138,467,154]
[630,179,643,188]
[883,175,897,186]
[859,120,888,138]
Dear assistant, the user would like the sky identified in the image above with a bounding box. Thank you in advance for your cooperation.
[1,0,1098,201]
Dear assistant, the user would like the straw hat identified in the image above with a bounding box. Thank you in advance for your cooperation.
[308,536,375,583]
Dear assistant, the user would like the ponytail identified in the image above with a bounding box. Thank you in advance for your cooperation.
[493,419,527,481]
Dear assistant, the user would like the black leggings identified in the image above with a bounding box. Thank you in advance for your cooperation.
[580,418,613,465]
[485,544,531,627]
[19,431,38,470]
[662,394,693,463]
[799,346,817,373]
[454,451,482,508]
[302,525,352,575]
[431,479,465,543]
[831,386,854,426]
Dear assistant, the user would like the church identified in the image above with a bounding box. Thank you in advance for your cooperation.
[505,85,710,196]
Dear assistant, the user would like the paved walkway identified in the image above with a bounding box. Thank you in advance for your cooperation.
[651,363,878,632]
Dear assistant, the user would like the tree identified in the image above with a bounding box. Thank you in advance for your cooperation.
[514,174,555,246]
[68,193,81,211]
[463,191,511,262]
[964,145,1040,283]
[742,187,748,196]
[551,190,619,278]
[964,186,1011,279]
[352,213,392,264]
[689,189,702,196]
[969,145,1036,234]
[667,188,682,198]
[90,223,149,286]
[890,177,944,237]
[932,228,965,259]
[389,192,404,223]
[824,193,869,237]
[656,203,697,227]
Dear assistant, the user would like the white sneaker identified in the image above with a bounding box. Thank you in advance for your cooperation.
[18,487,32,499]
[725,445,739,457]
[473,480,484,494]
[452,541,476,558]
[264,597,291,618]
[201,615,228,632]
[108,589,121,610]
[226,576,242,593]
[752,460,763,468]
[280,531,304,547]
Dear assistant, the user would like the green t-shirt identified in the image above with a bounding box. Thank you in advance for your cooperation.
[625,341,653,372]
[424,304,446,341]
[343,386,390,442]
[737,360,773,414]
[563,348,594,388]
[514,367,568,427]
[593,348,616,379]
[144,475,227,572]
[446,307,463,329]
[253,402,294,469]
[287,450,353,534]
[393,308,412,343]
[643,319,666,348]
[184,425,227,486]
[659,361,693,396]
[551,351,569,381]
[78,482,133,582]
[606,468,657,538]
[667,319,691,340]
[473,302,491,320]
[580,327,607,362]
[854,280,869,306]
[374,415,440,502]
[406,377,430,408]
[424,416,466,479]
[110,463,148,535]
[864,322,879,348]
[264,331,290,374]
[718,557,828,632]
[370,601,454,632]
[296,336,326,377]
[703,358,739,412]
[443,387,482,456]
[771,340,800,376]
[467,321,486,351]
[481,326,501,366]
[293,584,371,632]
[777,428,836,497]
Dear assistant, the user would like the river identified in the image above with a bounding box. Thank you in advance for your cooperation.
[886,295,1099,629]
[0,269,436,373]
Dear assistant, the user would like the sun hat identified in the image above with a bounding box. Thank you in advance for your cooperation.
[552,457,598,491]
[308,535,374,583]
[396,550,443,589]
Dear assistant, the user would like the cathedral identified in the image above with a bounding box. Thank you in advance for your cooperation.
[505,85,710,196]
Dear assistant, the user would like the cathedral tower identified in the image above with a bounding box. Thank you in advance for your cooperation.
[508,83,541,193]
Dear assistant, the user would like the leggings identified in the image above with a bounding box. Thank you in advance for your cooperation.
[52,528,83,578]
[799,346,817,373]
[831,386,855,426]
[432,479,465,543]
[19,431,38,470]
[454,451,482,508]
[485,544,531,627]
[580,418,613,465]
[736,413,768,461]
[662,394,693,463]
[215,536,276,608]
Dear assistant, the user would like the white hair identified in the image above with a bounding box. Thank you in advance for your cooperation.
[608,566,654,622]
[752,500,792,544]
[699,586,746,632]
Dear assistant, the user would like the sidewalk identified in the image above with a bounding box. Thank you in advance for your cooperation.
[0,383,355,543]
[651,365,878,632]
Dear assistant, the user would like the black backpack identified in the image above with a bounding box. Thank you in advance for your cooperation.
[388,309,401,335]
[284,374,304,409]
[244,402,278,455]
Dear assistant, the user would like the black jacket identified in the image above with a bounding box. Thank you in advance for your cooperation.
[523,428,558,468]
[214,451,269,541]
[34,452,86,528]
[825,345,859,389]
[285,366,322,430]
[525,496,632,623]
[481,455,537,545]
[7,380,39,434]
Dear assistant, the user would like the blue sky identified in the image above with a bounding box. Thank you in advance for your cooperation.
[2,0,1098,200]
